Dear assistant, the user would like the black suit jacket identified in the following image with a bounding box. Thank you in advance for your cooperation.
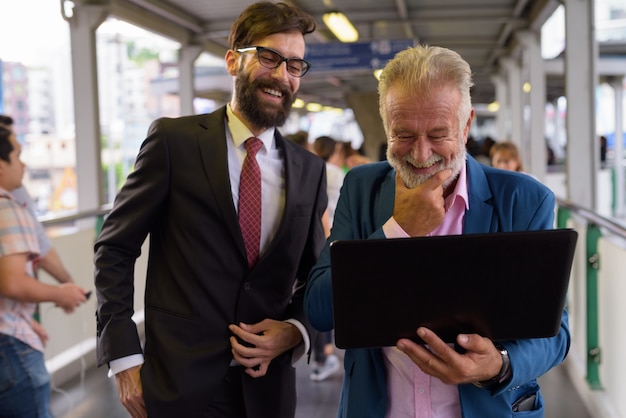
[94,106,328,417]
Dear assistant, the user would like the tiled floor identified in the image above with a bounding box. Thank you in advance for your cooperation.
[50,353,591,418]
[50,356,344,418]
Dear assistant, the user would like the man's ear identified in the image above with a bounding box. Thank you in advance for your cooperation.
[462,108,475,144]
[225,49,239,76]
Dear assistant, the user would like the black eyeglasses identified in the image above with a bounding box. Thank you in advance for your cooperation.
[236,46,311,77]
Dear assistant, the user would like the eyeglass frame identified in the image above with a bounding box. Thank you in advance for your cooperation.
[235,46,311,77]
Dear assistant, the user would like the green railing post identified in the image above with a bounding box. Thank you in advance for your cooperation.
[95,214,105,237]
[586,222,602,390]
[557,205,571,229]
[611,166,616,213]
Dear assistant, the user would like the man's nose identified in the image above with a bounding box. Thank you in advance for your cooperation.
[410,137,431,162]
[271,61,291,82]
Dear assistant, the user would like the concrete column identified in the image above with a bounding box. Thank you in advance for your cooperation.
[346,92,386,161]
[563,0,598,209]
[65,4,108,211]
[500,57,523,147]
[609,76,625,217]
[179,44,203,116]
[490,74,509,141]
[518,30,547,182]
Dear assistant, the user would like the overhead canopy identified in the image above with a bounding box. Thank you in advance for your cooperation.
[76,0,623,108]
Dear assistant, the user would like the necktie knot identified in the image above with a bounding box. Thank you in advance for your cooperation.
[245,136,262,156]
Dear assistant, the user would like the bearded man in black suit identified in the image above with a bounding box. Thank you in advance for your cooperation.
[94,3,327,417]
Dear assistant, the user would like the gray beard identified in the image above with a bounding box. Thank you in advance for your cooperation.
[387,146,466,190]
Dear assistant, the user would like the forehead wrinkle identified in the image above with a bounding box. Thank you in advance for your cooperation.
[388,104,457,135]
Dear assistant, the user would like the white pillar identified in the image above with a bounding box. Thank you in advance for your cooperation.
[490,74,509,141]
[610,76,625,217]
[66,4,108,211]
[500,57,523,147]
[179,45,203,116]
[517,30,547,182]
[563,0,598,209]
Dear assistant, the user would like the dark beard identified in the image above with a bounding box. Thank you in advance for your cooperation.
[235,72,294,129]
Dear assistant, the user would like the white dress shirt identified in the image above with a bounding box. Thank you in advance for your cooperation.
[109,106,310,376]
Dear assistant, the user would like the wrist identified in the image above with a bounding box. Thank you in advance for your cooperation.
[473,345,511,388]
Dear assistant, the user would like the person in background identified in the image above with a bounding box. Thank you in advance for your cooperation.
[284,129,313,153]
[0,126,89,417]
[94,2,327,418]
[340,141,372,171]
[479,136,496,163]
[305,44,570,417]
[0,114,76,286]
[546,140,557,166]
[465,135,480,157]
[309,135,345,382]
[490,141,524,172]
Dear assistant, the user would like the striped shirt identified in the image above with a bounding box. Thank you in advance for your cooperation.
[0,188,42,351]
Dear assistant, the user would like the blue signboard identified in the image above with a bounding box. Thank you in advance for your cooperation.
[606,132,626,148]
[305,39,414,73]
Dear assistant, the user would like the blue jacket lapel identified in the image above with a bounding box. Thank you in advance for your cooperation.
[464,156,496,234]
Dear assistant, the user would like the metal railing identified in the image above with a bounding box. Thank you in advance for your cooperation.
[556,197,626,390]
[39,199,626,396]
[38,203,112,226]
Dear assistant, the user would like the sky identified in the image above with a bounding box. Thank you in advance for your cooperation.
[0,0,70,65]
[0,0,182,66]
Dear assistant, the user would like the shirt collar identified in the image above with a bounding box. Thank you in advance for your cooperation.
[444,160,469,211]
[226,104,276,152]
[0,187,13,200]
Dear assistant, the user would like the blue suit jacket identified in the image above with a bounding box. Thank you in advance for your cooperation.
[305,156,571,418]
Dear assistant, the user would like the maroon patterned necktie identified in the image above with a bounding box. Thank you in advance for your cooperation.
[238,137,263,267]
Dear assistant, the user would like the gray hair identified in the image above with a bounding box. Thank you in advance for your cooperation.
[378,45,474,136]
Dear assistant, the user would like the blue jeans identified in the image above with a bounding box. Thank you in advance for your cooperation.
[0,333,52,418]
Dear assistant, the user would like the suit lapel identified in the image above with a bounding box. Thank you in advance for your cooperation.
[464,156,496,234]
[377,168,396,227]
[197,107,246,259]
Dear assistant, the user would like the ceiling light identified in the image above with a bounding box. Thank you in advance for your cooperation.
[323,11,358,43]
[487,101,500,112]
[306,102,323,112]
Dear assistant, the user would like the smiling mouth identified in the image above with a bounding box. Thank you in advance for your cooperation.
[262,87,283,98]
[408,161,439,171]
[410,161,433,169]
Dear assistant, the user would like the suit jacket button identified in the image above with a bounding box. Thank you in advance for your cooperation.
[244,282,251,291]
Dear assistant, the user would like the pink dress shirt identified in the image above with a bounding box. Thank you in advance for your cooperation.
[381,165,469,418]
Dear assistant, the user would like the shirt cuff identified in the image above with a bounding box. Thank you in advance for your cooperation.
[285,318,310,365]
[382,217,411,239]
[107,354,145,378]
[107,320,309,373]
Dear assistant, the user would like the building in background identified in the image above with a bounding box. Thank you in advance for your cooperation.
[1,61,29,142]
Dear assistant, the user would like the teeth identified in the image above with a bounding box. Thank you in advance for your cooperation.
[263,87,282,97]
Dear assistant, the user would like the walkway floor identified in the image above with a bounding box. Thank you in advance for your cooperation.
[50,351,592,418]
